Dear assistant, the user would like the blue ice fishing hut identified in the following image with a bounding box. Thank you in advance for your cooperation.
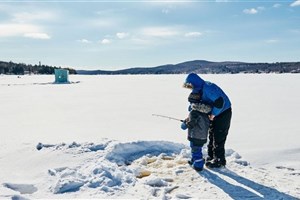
[54,69,69,83]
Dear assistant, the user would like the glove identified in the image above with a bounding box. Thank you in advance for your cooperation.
[181,122,188,130]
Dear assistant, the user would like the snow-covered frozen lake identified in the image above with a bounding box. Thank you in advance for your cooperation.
[0,74,299,199]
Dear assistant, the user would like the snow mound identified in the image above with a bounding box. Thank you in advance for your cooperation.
[43,140,186,195]
[36,140,111,153]
[39,140,249,195]
[49,159,136,194]
[226,148,250,166]
[105,141,185,165]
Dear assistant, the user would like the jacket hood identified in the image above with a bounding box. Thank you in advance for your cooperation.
[185,73,205,92]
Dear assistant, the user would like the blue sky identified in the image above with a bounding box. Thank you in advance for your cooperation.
[0,0,299,70]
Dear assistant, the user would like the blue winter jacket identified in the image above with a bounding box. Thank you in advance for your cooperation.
[184,73,231,117]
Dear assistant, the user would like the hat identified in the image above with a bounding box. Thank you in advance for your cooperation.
[188,92,201,103]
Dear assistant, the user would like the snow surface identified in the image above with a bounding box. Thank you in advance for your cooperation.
[0,74,299,199]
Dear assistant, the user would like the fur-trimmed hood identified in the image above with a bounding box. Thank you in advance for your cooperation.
[184,73,205,93]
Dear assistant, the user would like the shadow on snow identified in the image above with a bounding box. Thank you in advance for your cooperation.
[200,168,297,200]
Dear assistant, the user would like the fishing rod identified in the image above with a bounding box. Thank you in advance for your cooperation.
[152,114,184,122]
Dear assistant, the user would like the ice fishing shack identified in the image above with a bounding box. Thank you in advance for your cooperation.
[54,69,69,83]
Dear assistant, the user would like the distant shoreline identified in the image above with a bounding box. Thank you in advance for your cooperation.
[1,60,300,75]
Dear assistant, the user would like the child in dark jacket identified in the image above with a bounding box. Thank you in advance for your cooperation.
[181,92,211,171]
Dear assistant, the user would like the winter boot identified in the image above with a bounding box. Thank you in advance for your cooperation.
[192,158,205,171]
[206,158,226,168]
[190,143,204,171]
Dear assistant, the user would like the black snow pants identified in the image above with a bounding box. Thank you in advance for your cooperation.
[207,108,232,161]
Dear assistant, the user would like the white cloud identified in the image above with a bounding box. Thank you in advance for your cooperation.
[290,0,300,7]
[141,27,179,37]
[185,32,202,37]
[0,23,40,37]
[100,39,111,44]
[78,39,92,43]
[116,32,129,39]
[0,9,55,39]
[24,33,51,39]
[273,4,281,8]
[243,8,258,14]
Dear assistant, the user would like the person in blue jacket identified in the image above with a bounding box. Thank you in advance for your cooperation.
[183,73,232,168]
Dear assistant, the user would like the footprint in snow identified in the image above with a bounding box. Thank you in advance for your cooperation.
[276,166,295,171]
[3,183,37,194]
[176,193,191,199]
[11,195,30,200]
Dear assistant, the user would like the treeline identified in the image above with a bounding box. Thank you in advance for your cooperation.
[0,61,77,75]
